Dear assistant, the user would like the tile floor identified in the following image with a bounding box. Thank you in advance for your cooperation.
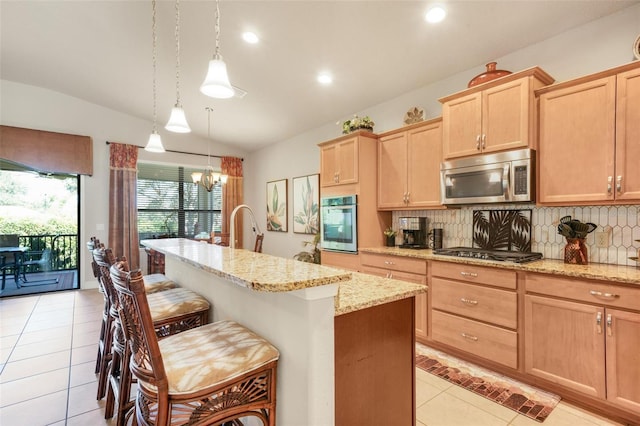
[0,289,628,426]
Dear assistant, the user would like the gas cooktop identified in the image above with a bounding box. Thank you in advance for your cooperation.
[433,247,543,263]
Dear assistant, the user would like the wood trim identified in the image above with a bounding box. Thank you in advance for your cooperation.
[0,125,93,175]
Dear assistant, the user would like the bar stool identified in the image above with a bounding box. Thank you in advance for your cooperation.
[89,239,179,400]
[111,262,279,426]
[93,246,210,426]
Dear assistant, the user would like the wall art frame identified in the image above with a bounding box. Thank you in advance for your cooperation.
[292,174,319,234]
[266,178,288,232]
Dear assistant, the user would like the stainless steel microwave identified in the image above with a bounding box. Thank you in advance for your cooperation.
[440,149,535,205]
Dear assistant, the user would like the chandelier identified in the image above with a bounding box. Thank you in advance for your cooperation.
[191,107,228,191]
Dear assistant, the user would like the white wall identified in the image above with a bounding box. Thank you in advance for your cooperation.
[244,3,640,260]
[0,81,248,288]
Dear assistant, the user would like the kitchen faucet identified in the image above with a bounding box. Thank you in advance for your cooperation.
[229,204,264,252]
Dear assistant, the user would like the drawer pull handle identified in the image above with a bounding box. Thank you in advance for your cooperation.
[596,312,602,334]
[384,261,395,265]
[589,290,618,299]
[606,314,613,337]
[460,271,478,278]
[460,298,478,306]
[461,332,478,341]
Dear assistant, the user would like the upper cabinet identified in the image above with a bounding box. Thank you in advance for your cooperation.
[377,118,443,210]
[440,67,554,160]
[537,62,640,205]
[319,133,360,187]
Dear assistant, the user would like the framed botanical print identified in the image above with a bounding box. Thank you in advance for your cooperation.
[266,179,287,232]
[292,174,319,234]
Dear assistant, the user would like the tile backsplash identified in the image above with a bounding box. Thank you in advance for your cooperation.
[392,205,640,267]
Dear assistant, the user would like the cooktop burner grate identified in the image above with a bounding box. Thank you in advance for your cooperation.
[434,247,543,263]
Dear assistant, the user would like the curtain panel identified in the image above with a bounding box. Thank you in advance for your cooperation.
[221,157,243,248]
[108,142,139,268]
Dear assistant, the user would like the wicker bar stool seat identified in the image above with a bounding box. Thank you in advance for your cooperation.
[89,239,180,401]
[93,245,210,426]
[111,263,279,426]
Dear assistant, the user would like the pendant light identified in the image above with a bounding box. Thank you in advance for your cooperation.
[200,0,235,99]
[191,107,228,191]
[145,0,165,152]
[165,0,191,133]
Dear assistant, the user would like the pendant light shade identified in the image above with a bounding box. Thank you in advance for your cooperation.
[201,0,235,99]
[200,55,234,99]
[146,132,165,153]
[165,105,191,133]
[145,0,165,153]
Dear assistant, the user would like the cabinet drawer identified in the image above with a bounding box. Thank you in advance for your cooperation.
[361,253,426,275]
[525,273,640,311]
[431,261,516,289]
[360,266,427,285]
[431,278,517,329]
[321,251,360,272]
[432,310,518,369]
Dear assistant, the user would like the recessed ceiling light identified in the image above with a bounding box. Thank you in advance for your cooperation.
[425,5,446,23]
[317,73,333,85]
[242,32,259,44]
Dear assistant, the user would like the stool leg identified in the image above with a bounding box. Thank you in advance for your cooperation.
[96,317,114,400]
[116,343,134,426]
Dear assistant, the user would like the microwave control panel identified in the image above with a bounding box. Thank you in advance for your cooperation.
[513,165,528,195]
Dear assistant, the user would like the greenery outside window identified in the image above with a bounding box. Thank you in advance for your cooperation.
[137,163,222,241]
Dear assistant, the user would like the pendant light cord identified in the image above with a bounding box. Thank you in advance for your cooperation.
[215,0,221,56]
[206,107,212,167]
[174,0,181,106]
[151,0,158,133]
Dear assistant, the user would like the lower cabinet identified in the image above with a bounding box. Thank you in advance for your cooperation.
[320,250,360,272]
[430,261,518,369]
[360,252,428,342]
[525,273,640,415]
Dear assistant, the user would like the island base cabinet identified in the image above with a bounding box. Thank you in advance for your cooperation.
[606,309,640,414]
[335,298,415,425]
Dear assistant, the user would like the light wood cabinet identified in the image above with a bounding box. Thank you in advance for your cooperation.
[319,134,359,187]
[360,253,428,342]
[377,118,443,210]
[525,273,640,415]
[537,61,640,205]
[440,67,554,160]
[430,260,518,368]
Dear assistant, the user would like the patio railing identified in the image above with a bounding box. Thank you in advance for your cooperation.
[18,234,78,273]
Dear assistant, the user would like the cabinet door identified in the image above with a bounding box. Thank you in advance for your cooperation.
[524,295,606,398]
[615,67,640,202]
[605,309,640,414]
[538,76,616,204]
[320,144,339,187]
[407,121,443,208]
[336,137,358,185]
[442,92,482,159]
[482,78,530,153]
[378,132,408,209]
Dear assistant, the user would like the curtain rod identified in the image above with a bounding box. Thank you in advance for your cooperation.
[105,141,243,161]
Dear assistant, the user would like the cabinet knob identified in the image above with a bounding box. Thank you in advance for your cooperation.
[606,314,613,337]
[460,271,478,278]
[476,135,481,150]
[596,311,602,334]
[607,176,612,194]
[460,297,478,306]
[481,134,486,149]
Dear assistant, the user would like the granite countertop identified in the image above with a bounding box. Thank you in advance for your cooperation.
[361,247,640,286]
[141,239,426,315]
[334,272,426,316]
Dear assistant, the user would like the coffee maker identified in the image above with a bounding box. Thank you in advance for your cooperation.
[399,217,428,248]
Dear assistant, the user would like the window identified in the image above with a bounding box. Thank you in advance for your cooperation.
[137,163,222,240]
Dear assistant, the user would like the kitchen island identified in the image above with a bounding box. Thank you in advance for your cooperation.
[141,238,426,426]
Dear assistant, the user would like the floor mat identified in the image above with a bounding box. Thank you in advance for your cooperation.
[416,343,560,423]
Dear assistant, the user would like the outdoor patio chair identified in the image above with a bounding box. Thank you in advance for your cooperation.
[110,263,279,426]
